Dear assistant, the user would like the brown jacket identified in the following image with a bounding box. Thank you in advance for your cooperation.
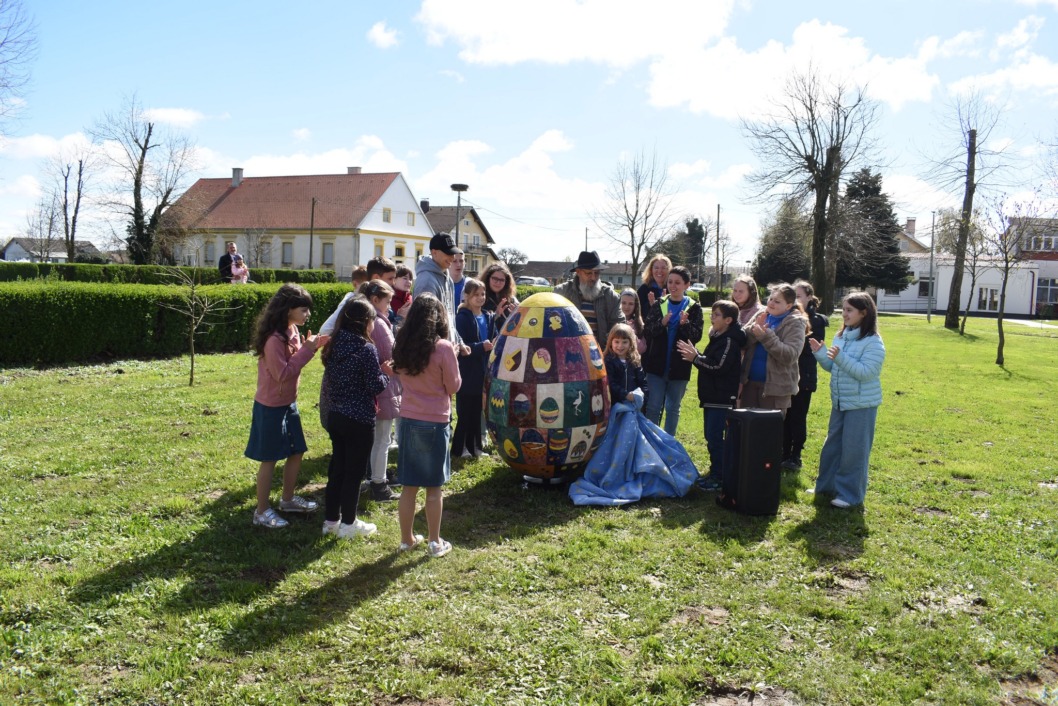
[741,310,807,398]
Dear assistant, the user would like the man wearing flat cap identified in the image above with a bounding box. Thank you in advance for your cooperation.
[554,250,625,350]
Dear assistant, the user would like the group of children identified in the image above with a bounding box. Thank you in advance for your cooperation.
[603,278,885,510]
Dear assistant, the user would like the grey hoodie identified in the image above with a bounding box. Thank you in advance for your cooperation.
[414,254,463,345]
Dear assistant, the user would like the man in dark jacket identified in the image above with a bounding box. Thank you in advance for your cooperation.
[553,250,625,351]
[218,242,238,282]
[677,299,746,490]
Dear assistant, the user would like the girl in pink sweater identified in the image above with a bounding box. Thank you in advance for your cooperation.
[391,294,462,557]
[245,284,329,529]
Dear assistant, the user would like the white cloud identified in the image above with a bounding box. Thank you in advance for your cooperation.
[1014,0,1058,9]
[439,69,465,83]
[197,135,409,180]
[0,174,41,199]
[292,128,311,142]
[669,159,712,180]
[367,21,399,49]
[0,132,91,160]
[416,0,735,68]
[883,174,960,224]
[697,163,753,190]
[142,108,206,128]
[992,15,1043,60]
[649,20,940,120]
[949,53,1058,97]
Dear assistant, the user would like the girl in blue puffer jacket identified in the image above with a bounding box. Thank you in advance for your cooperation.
[809,292,885,509]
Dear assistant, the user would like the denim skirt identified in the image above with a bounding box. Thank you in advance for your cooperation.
[245,401,308,462]
[396,417,451,487]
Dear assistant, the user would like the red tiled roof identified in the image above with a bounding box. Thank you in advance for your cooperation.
[169,173,401,230]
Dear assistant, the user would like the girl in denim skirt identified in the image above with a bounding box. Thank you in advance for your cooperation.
[246,284,329,529]
[391,294,462,557]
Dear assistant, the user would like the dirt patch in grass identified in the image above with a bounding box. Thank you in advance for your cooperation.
[671,606,730,627]
[999,651,1058,705]
[910,591,988,616]
[826,570,870,599]
[693,683,800,705]
[914,506,950,517]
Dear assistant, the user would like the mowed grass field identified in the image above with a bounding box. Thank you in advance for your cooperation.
[0,315,1056,705]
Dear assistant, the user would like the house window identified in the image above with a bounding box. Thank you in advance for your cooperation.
[415,245,423,259]
[282,242,293,266]
[464,218,470,227]
[407,212,415,227]
[472,234,480,246]
[918,276,933,298]
[383,208,392,223]
[322,242,334,267]
[205,242,215,262]
[1038,278,1058,305]
[977,287,998,312]
[470,258,480,273]
[374,240,384,258]
[394,244,405,258]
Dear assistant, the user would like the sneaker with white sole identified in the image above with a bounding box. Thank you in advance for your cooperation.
[399,534,425,552]
[253,507,289,529]
[337,518,377,539]
[279,495,318,513]
[428,539,452,558]
[322,520,340,535]
[830,498,852,509]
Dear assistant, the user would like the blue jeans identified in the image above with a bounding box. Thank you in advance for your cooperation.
[815,406,878,506]
[644,373,689,437]
[703,407,728,476]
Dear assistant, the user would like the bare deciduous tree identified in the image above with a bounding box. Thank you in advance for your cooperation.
[24,195,60,261]
[926,92,1008,330]
[0,0,36,130]
[593,149,681,278]
[742,66,879,311]
[45,145,93,261]
[243,227,273,269]
[158,268,235,386]
[496,246,528,275]
[90,95,197,265]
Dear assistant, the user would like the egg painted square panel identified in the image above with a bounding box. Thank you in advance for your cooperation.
[535,383,565,429]
[496,336,529,383]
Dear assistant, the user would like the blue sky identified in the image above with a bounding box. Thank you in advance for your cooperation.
[1,0,1056,264]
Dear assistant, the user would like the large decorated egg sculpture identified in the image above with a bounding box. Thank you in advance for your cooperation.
[486,292,611,479]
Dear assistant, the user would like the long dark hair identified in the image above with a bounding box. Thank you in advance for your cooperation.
[482,262,516,306]
[619,287,644,336]
[840,292,879,338]
[252,284,313,356]
[322,296,376,364]
[392,293,449,376]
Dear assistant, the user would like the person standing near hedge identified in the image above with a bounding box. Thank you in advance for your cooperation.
[245,284,330,529]
[230,255,249,284]
[219,242,238,283]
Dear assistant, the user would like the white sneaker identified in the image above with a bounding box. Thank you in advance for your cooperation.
[428,539,452,558]
[322,520,340,535]
[337,518,377,539]
[252,508,288,529]
[830,498,852,509]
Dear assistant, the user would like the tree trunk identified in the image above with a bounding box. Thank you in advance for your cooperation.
[945,129,976,330]
[995,272,1008,366]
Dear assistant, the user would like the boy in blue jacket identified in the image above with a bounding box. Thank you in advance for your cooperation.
[677,300,747,491]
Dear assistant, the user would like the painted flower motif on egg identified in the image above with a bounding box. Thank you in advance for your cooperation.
[486,292,611,479]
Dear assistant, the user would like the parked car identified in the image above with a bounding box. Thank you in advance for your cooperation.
[689,282,707,292]
[516,276,551,287]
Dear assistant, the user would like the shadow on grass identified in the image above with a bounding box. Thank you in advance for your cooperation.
[70,462,337,614]
[785,496,868,565]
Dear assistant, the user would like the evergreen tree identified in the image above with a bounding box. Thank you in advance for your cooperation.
[752,198,811,285]
[836,169,912,291]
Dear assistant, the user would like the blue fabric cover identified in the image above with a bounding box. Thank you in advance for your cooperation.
[569,399,699,506]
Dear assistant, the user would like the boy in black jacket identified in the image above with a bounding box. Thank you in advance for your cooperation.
[677,300,746,491]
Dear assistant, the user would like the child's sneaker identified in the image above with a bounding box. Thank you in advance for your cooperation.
[370,482,397,501]
[428,539,452,558]
[696,474,723,492]
[253,507,289,529]
[337,518,377,539]
[279,495,318,513]
[322,519,340,535]
[399,534,425,552]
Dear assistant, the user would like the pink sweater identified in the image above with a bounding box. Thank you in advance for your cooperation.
[397,339,462,423]
[254,326,318,407]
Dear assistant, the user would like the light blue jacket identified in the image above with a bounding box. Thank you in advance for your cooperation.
[813,327,885,411]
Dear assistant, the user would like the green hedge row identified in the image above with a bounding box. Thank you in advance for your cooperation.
[0,282,352,366]
[0,261,337,285]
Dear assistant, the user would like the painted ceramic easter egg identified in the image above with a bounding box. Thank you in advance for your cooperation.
[486,292,611,479]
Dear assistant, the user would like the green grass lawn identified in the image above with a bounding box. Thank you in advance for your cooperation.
[1,315,1056,705]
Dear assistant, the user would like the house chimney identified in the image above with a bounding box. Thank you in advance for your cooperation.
[232,168,243,187]
[906,217,916,236]
[420,198,430,214]
[347,166,362,175]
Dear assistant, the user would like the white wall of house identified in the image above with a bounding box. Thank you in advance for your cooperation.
[876,253,1041,316]
[1,240,70,262]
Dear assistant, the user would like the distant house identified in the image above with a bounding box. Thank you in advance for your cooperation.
[0,237,105,263]
[424,206,498,277]
[166,168,435,279]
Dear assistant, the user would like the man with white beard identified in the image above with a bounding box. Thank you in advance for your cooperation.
[554,251,625,351]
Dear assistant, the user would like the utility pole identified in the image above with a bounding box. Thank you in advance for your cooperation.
[585,226,588,251]
[309,197,317,269]
[451,183,468,250]
[928,210,936,323]
[715,204,721,296]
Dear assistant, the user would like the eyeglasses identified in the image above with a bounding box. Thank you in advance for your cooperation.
[489,276,507,283]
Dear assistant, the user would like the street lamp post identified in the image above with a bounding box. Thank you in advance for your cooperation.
[928,210,936,323]
[451,183,468,251]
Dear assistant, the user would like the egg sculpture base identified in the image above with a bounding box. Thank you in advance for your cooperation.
[486,292,611,480]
